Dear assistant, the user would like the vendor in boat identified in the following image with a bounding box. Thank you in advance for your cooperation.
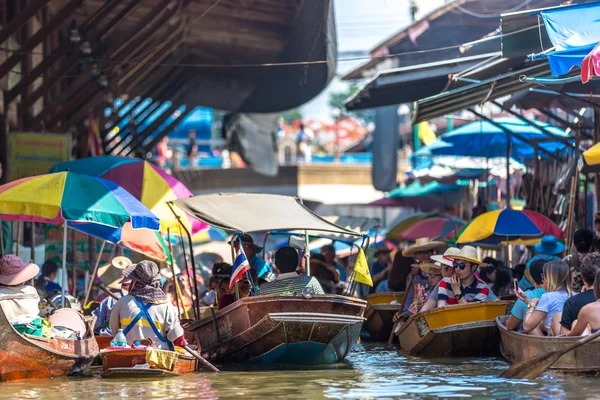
[567,268,600,336]
[260,246,325,295]
[0,254,40,323]
[518,260,570,336]
[370,245,393,294]
[563,228,593,293]
[560,253,600,335]
[506,258,547,331]
[34,259,62,297]
[321,245,347,282]
[91,256,132,335]
[519,236,564,291]
[437,246,493,306]
[231,234,273,281]
[109,260,186,350]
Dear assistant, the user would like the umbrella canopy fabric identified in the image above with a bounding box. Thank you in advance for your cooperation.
[386,213,436,240]
[414,117,571,162]
[457,209,564,244]
[581,142,600,173]
[191,227,229,243]
[0,171,159,230]
[51,156,206,234]
[399,216,466,241]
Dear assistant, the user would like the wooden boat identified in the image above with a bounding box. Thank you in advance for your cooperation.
[396,301,512,357]
[363,292,404,342]
[497,316,600,373]
[185,294,366,365]
[96,336,113,350]
[100,349,197,378]
[0,304,99,382]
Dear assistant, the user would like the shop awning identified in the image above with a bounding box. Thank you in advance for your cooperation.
[413,61,550,123]
[344,53,500,111]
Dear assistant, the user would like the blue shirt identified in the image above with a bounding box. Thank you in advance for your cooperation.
[375,280,390,293]
[250,254,272,278]
[519,254,561,290]
[536,290,569,330]
[510,287,546,329]
[45,281,62,294]
[333,262,346,282]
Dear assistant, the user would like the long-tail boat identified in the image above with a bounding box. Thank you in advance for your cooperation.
[101,349,197,378]
[363,292,403,342]
[171,193,368,366]
[496,316,600,373]
[396,301,511,357]
[0,303,98,382]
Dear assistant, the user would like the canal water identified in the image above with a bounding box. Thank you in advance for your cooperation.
[2,344,599,399]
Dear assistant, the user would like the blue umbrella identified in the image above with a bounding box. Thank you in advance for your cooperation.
[414,117,571,162]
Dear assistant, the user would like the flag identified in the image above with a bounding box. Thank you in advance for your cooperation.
[352,248,373,287]
[418,121,437,145]
[230,247,251,289]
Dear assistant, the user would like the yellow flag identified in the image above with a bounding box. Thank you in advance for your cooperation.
[418,121,437,145]
[352,248,373,287]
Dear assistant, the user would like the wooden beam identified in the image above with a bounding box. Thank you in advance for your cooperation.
[0,0,84,79]
[0,0,47,45]
[99,0,145,40]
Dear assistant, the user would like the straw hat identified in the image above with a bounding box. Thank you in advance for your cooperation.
[97,256,131,289]
[430,247,462,267]
[402,238,447,257]
[419,262,441,274]
[452,246,482,265]
[0,255,39,286]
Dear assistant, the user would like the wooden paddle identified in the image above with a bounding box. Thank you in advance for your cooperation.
[500,330,600,379]
[98,284,120,300]
[388,273,415,345]
[183,345,220,372]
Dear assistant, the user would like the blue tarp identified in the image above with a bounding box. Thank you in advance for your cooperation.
[414,117,571,161]
[539,2,600,76]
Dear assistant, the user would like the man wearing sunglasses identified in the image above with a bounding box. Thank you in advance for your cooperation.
[437,246,493,307]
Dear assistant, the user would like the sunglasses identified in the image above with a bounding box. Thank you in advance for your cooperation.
[427,273,442,279]
[452,261,467,270]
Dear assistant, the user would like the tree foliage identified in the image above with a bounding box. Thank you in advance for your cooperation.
[280,108,303,124]
[329,82,375,124]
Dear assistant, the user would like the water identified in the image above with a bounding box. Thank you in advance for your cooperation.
[2,344,600,399]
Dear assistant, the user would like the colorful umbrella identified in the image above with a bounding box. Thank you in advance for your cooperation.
[399,216,465,241]
[51,156,207,234]
[191,227,228,243]
[0,171,160,302]
[385,213,437,240]
[456,209,564,244]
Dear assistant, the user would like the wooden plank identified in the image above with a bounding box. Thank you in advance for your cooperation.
[0,0,47,45]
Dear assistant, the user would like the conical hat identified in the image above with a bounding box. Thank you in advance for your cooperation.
[97,256,131,289]
[452,246,482,264]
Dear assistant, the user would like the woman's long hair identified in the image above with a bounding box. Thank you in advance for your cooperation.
[387,251,414,292]
[594,269,600,299]
[543,260,571,296]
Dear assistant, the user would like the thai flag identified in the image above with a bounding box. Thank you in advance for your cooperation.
[229,247,251,289]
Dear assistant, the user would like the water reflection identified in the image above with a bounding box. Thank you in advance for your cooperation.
[2,344,600,399]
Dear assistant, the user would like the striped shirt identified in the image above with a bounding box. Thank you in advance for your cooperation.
[438,275,491,305]
[259,275,325,296]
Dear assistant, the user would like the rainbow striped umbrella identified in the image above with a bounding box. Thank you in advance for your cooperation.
[51,156,207,234]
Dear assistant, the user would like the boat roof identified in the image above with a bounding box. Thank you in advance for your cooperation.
[172,193,361,236]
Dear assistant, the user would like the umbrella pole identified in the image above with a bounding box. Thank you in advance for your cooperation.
[15,221,21,256]
[61,223,67,308]
[71,229,76,297]
[168,228,189,320]
[83,240,106,308]
[0,215,4,256]
[304,230,310,276]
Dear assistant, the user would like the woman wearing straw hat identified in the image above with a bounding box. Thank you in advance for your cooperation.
[437,246,494,307]
[91,256,132,336]
[0,254,40,323]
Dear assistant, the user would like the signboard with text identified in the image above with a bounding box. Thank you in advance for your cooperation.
[8,132,71,181]
[44,225,115,271]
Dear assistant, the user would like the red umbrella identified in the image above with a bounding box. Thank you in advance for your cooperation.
[582,42,600,84]
[399,216,466,241]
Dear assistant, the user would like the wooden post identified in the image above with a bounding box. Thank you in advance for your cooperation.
[83,241,106,307]
[168,228,189,320]
[30,222,35,263]
[15,221,21,256]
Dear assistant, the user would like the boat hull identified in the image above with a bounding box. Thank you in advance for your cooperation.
[0,305,99,381]
[363,292,403,342]
[497,316,600,373]
[101,349,197,377]
[397,301,511,357]
[186,295,366,365]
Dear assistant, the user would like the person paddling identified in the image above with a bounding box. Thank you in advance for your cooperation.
[109,260,186,350]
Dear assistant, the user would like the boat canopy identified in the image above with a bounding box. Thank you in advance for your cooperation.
[172,193,361,236]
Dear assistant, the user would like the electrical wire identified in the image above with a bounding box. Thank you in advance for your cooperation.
[453,0,534,19]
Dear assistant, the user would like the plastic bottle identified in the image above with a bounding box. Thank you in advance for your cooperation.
[110,329,128,348]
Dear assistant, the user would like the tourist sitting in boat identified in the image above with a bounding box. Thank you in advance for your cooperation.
[321,245,347,282]
[34,259,62,297]
[560,253,600,335]
[109,260,186,350]
[567,268,600,336]
[259,246,325,295]
[520,260,571,336]
[203,262,232,308]
[506,258,548,331]
[217,278,236,310]
[370,245,393,294]
[91,257,131,336]
[563,228,594,293]
[437,246,493,307]
[519,236,564,291]
[0,254,40,324]
[231,234,273,281]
